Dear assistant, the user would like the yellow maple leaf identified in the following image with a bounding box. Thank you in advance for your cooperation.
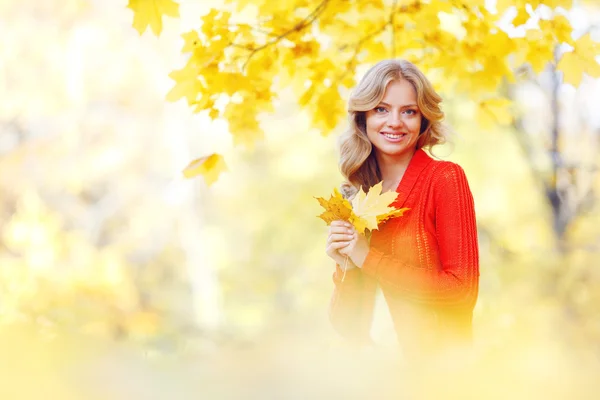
[539,15,573,45]
[518,30,555,73]
[377,207,410,225]
[350,181,408,234]
[166,65,204,105]
[127,0,179,36]
[182,153,228,185]
[557,34,600,87]
[315,182,408,234]
[314,85,345,133]
[181,30,202,53]
[314,188,353,225]
[316,182,409,234]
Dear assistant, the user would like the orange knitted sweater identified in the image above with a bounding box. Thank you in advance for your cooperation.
[329,149,480,347]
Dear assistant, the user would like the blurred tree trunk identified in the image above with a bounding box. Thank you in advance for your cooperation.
[166,115,222,331]
[510,48,597,251]
[548,49,569,247]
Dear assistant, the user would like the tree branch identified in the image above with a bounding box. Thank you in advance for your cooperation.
[331,0,421,91]
[334,22,390,87]
[228,23,281,38]
[241,0,330,71]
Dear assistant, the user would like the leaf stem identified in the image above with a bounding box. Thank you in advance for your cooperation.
[341,255,348,282]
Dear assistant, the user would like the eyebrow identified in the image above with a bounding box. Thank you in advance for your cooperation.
[379,102,418,108]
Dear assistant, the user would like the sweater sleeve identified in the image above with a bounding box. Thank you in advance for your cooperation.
[360,162,479,310]
[328,262,377,343]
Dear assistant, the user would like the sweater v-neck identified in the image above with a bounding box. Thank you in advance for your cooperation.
[392,148,433,208]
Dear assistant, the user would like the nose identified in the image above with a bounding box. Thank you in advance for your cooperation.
[386,110,403,128]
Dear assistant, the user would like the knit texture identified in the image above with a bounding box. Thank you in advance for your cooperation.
[328,149,480,346]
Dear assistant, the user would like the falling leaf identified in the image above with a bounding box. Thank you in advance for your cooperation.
[127,0,179,36]
[316,182,409,234]
[182,153,228,185]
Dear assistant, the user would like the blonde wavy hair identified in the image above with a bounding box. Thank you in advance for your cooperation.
[338,59,447,200]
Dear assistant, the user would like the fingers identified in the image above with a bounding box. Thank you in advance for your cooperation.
[331,220,352,228]
[327,233,355,245]
[326,221,357,263]
[325,241,350,257]
[331,220,350,226]
[327,241,350,251]
[329,220,355,236]
[329,226,353,235]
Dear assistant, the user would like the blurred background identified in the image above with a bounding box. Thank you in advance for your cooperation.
[1,0,600,398]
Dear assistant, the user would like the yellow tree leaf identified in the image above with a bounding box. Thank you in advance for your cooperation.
[315,183,408,234]
[539,15,573,45]
[313,85,345,133]
[512,7,530,27]
[165,65,204,105]
[543,0,573,8]
[127,0,179,36]
[182,153,228,185]
[377,207,410,224]
[315,188,353,225]
[350,181,402,234]
[349,215,371,236]
[181,30,202,53]
[518,30,555,73]
[125,0,599,176]
[557,34,600,87]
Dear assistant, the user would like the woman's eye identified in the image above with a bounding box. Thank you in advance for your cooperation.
[375,106,387,113]
[404,109,416,115]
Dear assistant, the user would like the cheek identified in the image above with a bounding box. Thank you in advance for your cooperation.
[365,115,383,132]
[409,116,423,133]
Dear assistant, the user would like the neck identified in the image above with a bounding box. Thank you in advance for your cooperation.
[376,148,417,183]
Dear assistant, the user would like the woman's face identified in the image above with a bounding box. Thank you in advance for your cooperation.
[365,79,422,160]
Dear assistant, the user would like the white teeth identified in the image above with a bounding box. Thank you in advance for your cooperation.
[383,133,404,139]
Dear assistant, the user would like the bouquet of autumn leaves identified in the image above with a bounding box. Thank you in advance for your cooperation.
[316,182,409,281]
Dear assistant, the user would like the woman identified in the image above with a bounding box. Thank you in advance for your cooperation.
[326,59,479,361]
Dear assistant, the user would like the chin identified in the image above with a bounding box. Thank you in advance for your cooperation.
[376,143,417,157]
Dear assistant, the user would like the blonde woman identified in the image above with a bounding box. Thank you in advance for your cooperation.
[325,59,479,361]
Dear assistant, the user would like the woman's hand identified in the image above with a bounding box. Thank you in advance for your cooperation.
[326,220,357,270]
[338,225,370,268]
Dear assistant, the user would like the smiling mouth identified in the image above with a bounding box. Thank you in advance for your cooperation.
[381,132,407,140]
